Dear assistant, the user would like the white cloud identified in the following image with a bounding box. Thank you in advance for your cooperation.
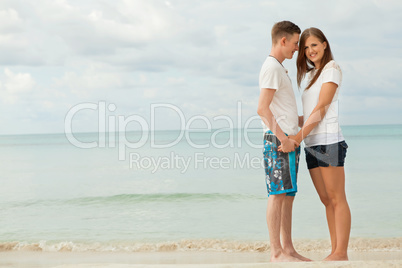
[143,88,156,99]
[85,4,174,43]
[341,57,401,97]
[4,68,35,93]
[0,68,35,104]
[53,63,124,98]
[0,8,23,33]
[0,0,401,134]
[30,0,182,55]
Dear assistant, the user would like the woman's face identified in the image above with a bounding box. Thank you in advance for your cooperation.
[304,35,327,68]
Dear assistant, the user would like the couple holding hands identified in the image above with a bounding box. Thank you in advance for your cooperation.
[257,21,351,262]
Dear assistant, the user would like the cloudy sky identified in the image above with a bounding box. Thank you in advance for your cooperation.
[0,0,401,135]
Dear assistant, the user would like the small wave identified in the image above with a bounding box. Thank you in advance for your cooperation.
[68,193,261,204]
[0,238,400,253]
[6,193,262,208]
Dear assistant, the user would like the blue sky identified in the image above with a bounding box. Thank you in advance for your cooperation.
[0,0,401,134]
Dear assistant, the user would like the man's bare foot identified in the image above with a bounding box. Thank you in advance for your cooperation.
[289,251,312,261]
[323,253,348,261]
[324,253,334,260]
[271,251,303,262]
[283,248,312,261]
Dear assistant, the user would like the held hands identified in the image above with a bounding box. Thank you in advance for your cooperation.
[278,136,299,153]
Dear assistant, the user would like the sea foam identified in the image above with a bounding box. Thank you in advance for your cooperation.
[1,238,400,253]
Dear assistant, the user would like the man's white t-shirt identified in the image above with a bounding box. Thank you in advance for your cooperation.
[302,60,345,147]
[259,56,298,135]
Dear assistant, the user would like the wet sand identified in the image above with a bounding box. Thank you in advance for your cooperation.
[0,250,401,268]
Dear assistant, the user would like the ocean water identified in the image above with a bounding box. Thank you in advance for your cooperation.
[0,125,401,251]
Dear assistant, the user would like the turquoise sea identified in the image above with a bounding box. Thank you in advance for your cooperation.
[0,125,401,251]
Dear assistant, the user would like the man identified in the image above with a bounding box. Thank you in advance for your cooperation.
[257,21,310,262]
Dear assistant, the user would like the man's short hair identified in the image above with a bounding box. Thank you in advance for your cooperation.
[271,21,301,44]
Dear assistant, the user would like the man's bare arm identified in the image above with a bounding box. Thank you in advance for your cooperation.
[257,88,298,153]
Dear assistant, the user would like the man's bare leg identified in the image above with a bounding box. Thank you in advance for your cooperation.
[267,194,301,262]
[280,195,312,261]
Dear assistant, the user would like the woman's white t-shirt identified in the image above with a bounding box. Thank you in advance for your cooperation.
[302,60,345,147]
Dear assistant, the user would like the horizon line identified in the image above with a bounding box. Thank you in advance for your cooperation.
[0,123,401,137]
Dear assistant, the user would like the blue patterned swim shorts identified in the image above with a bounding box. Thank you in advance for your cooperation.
[263,131,300,196]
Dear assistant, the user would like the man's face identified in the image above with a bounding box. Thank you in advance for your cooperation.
[284,33,299,59]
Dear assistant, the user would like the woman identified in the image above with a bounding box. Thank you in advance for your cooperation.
[287,27,351,261]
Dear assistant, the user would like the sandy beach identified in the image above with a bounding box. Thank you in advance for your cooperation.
[1,238,401,268]
[0,250,401,268]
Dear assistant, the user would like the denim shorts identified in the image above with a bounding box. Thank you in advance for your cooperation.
[304,141,348,169]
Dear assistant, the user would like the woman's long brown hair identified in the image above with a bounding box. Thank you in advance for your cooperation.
[297,27,334,89]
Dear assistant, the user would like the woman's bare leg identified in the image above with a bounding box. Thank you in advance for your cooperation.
[320,166,351,261]
[309,167,337,256]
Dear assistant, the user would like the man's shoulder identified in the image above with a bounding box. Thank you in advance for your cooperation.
[262,56,280,68]
[261,57,283,75]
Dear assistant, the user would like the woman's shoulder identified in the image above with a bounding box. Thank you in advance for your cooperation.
[323,60,341,73]
[322,60,342,85]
